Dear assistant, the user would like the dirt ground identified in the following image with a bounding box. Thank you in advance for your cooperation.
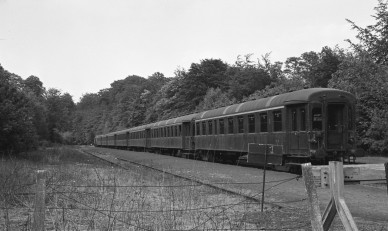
[84,146,388,230]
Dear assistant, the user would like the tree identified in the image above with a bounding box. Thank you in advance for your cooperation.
[227,54,272,101]
[176,59,229,112]
[0,65,38,153]
[346,0,388,64]
[284,47,342,87]
[24,75,45,98]
[46,88,75,143]
[196,88,236,111]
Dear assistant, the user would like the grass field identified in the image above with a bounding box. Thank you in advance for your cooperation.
[0,146,279,230]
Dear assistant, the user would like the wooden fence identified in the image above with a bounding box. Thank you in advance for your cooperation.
[302,161,388,231]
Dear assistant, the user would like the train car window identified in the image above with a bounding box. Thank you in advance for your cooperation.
[228,117,234,134]
[208,120,213,135]
[273,111,282,131]
[219,119,225,134]
[312,108,322,130]
[202,121,207,135]
[214,120,218,134]
[238,116,244,133]
[300,108,306,131]
[248,114,255,133]
[291,109,297,131]
[260,113,268,132]
[196,123,200,135]
[175,126,178,137]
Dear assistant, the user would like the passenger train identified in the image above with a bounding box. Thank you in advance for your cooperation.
[94,88,357,168]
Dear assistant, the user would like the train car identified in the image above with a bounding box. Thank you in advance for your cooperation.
[126,124,149,151]
[149,113,198,155]
[194,88,356,166]
[110,129,130,149]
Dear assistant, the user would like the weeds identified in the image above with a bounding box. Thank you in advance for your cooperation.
[1,146,269,230]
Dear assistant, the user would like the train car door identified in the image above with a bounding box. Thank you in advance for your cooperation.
[326,103,345,149]
[287,105,308,154]
[145,129,151,149]
[182,122,194,150]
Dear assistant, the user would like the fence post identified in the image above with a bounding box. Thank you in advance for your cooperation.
[323,161,358,231]
[33,170,46,231]
[260,145,268,212]
[302,163,324,231]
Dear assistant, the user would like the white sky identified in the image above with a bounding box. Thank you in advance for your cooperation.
[0,0,377,102]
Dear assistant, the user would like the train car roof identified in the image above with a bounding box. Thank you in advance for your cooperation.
[149,113,199,128]
[196,88,355,121]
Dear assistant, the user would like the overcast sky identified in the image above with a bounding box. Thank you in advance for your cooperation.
[0,0,377,102]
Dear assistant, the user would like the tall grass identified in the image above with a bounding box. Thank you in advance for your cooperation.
[0,146,308,230]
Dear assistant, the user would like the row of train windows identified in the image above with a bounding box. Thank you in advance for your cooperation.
[107,108,311,139]
[129,132,145,139]
[196,110,283,136]
[151,125,182,138]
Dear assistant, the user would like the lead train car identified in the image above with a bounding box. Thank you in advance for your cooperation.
[94,88,357,166]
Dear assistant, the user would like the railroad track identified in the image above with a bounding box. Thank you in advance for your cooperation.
[78,147,283,210]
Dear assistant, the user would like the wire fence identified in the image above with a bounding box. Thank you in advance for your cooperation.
[0,171,311,231]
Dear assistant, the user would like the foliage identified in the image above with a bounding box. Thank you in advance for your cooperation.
[227,54,273,101]
[0,65,38,153]
[346,0,388,65]
[329,51,388,154]
[283,46,342,87]
[196,88,236,111]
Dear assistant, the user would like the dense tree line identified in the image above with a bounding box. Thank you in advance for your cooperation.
[0,67,75,154]
[1,0,387,155]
